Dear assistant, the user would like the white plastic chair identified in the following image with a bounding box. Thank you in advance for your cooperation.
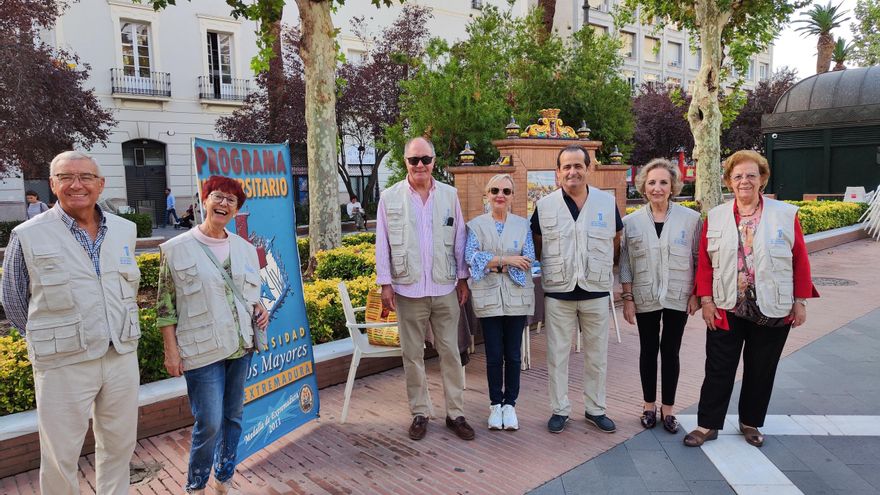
[337,281,434,423]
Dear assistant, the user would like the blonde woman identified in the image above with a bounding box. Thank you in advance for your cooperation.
[465,174,535,431]
[620,159,701,434]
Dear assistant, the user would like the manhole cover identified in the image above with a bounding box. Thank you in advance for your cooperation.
[812,277,857,286]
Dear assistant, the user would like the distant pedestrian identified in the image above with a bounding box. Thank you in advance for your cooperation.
[620,159,701,434]
[466,173,535,431]
[25,190,49,219]
[165,188,180,228]
[684,150,819,448]
[347,195,367,231]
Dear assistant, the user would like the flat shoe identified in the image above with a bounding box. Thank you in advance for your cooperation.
[683,428,718,447]
[739,422,764,447]
[661,412,679,434]
[640,408,657,429]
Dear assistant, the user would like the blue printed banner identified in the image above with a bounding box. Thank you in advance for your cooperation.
[192,138,318,462]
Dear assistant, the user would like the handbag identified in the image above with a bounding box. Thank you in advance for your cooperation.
[733,226,789,328]
[197,242,268,350]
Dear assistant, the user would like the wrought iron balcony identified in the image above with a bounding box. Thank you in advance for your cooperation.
[111,68,171,97]
[198,76,251,102]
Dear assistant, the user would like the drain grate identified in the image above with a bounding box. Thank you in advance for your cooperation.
[812,277,857,286]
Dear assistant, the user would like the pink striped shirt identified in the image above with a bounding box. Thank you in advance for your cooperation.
[375,178,468,298]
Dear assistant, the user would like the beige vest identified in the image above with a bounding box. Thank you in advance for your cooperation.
[15,208,140,371]
[380,179,460,286]
[537,187,616,293]
[159,231,261,371]
[706,198,798,317]
[623,203,700,312]
[466,213,535,318]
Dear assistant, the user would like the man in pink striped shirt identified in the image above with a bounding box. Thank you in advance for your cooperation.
[375,137,474,441]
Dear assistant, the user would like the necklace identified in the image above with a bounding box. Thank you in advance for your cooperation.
[739,205,759,217]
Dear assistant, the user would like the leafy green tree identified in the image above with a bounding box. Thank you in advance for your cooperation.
[851,0,880,66]
[831,37,853,70]
[147,0,396,272]
[386,5,633,183]
[618,0,805,212]
[794,2,850,74]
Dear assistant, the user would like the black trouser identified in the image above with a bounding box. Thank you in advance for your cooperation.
[697,312,791,429]
[480,315,526,406]
[635,308,688,406]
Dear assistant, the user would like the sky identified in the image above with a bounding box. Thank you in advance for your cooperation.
[773,0,860,81]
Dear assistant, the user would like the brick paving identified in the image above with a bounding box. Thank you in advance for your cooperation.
[2,238,879,494]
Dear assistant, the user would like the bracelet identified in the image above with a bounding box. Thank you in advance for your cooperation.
[700,298,715,306]
[620,292,634,301]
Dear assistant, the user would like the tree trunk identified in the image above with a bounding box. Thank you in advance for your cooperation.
[816,33,834,74]
[267,20,284,140]
[538,0,557,42]
[296,0,342,275]
[832,61,846,71]
[688,0,729,214]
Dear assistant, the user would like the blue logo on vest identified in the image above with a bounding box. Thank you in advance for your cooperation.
[591,211,608,228]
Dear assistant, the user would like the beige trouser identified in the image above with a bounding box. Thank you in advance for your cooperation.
[395,291,465,418]
[545,296,610,417]
[33,347,140,495]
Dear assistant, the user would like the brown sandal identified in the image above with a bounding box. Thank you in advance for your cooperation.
[739,422,764,447]
[683,428,718,447]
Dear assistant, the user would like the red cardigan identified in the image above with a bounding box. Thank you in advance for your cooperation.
[694,201,819,329]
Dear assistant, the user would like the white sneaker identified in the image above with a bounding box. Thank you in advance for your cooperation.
[488,404,503,430]
[501,404,519,431]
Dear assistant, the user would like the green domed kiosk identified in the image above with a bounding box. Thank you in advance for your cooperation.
[761,66,880,200]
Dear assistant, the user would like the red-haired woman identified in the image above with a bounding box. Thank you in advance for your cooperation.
[156,176,268,494]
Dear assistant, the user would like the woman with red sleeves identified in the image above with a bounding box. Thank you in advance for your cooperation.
[683,150,819,448]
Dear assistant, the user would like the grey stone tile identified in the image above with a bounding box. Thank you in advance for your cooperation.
[661,442,725,482]
[778,436,878,493]
[784,470,836,495]
[594,444,641,478]
[624,430,664,451]
[603,476,651,495]
[684,480,736,495]
[628,449,688,492]
[759,436,810,472]
[848,464,880,491]
[527,477,565,495]
[812,436,880,465]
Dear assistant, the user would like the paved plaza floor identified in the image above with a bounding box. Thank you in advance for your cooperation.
[1,238,878,494]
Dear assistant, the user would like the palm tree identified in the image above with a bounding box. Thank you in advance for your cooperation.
[793,1,850,74]
[831,37,852,71]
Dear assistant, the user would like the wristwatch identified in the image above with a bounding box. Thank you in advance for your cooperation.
[795,298,807,306]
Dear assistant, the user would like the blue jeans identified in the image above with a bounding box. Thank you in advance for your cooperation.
[481,315,526,406]
[183,353,251,491]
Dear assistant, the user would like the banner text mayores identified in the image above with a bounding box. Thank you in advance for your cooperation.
[195,144,289,198]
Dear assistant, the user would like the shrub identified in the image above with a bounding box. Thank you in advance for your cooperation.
[314,243,376,280]
[0,221,24,248]
[137,309,170,384]
[294,202,309,226]
[342,232,376,246]
[0,330,35,416]
[137,253,161,290]
[297,237,309,273]
[303,275,376,344]
[119,213,153,238]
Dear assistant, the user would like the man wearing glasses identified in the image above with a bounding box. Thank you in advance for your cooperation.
[1,151,141,494]
[375,137,474,441]
[531,145,623,435]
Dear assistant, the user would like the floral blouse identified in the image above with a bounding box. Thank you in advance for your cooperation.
[735,209,761,307]
[465,220,535,287]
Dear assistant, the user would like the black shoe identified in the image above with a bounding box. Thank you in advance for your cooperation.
[547,414,569,433]
[584,412,616,433]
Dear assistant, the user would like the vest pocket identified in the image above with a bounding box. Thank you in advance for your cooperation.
[586,264,611,284]
[389,227,405,246]
[667,247,692,280]
[182,281,209,317]
[471,287,502,311]
[391,254,409,278]
[177,323,219,358]
[121,307,141,342]
[706,229,723,254]
[543,232,562,257]
[27,316,85,357]
[776,282,794,306]
[506,286,533,309]
[37,270,75,312]
[633,283,654,306]
[769,247,793,273]
[542,261,566,284]
[712,273,725,302]
[630,249,649,274]
[119,268,140,300]
[244,271,262,303]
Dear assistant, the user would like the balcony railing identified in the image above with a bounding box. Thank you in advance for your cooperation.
[111,68,171,97]
[198,76,251,102]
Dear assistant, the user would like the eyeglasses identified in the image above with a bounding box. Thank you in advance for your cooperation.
[208,192,238,206]
[53,173,100,184]
[731,173,760,183]
[488,187,512,196]
[405,156,434,166]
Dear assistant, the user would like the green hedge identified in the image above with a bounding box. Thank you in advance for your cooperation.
[0,330,35,415]
[137,309,169,384]
[0,221,23,247]
[313,243,375,280]
[119,213,153,238]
